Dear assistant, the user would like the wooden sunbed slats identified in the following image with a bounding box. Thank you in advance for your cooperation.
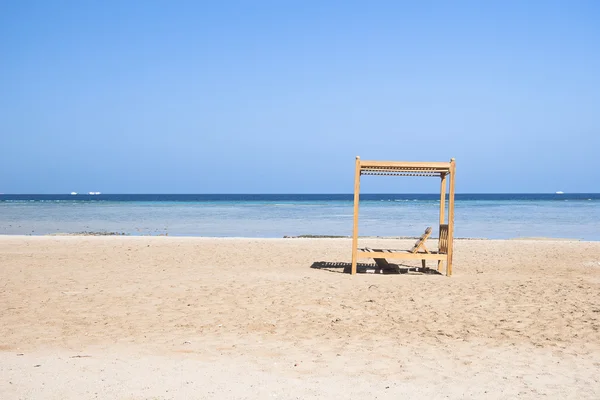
[409,227,432,253]
[439,224,449,254]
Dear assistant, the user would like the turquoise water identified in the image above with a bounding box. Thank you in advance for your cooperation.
[0,194,599,240]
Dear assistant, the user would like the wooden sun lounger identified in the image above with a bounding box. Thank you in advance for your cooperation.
[359,225,449,271]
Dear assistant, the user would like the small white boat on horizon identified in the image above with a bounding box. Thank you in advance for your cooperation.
[71,192,77,195]
[88,192,101,195]
[555,191,564,194]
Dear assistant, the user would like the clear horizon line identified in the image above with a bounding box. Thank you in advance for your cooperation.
[1,192,598,196]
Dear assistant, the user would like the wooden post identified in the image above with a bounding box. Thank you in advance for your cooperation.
[446,158,456,276]
[438,173,447,272]
[351,156,361,275]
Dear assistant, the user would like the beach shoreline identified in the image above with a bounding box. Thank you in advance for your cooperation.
[1,236,599,398]
[2,232,590,242]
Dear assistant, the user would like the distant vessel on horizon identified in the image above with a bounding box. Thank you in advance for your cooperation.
[88,192,101,195]
[70,192,77,195]
[555,191,564,194]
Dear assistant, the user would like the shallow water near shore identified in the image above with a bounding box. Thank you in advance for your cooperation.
[1,193,599,240]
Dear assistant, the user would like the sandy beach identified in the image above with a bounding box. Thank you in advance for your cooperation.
[1,235,599,399]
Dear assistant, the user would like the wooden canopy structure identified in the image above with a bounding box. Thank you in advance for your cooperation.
[351,157,456,276]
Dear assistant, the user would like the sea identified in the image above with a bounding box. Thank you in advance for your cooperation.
[0,194,599,240]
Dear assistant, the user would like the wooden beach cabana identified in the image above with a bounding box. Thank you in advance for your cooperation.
[351,157,456,276]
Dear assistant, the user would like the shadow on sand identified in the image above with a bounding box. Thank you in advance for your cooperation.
[310,261,442,275]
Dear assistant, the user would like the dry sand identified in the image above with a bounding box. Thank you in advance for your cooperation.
[1,235,599,399]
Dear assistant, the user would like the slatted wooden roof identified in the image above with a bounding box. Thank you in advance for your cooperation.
[358,159,454,177]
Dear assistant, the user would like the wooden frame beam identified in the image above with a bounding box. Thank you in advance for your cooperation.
[446,158,456,276]
[351,156,361,275]
[356,251,447,261]
[360,160,452,169]
[438,173,447,272]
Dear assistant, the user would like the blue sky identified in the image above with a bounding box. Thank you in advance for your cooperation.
[1,0,598,193]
